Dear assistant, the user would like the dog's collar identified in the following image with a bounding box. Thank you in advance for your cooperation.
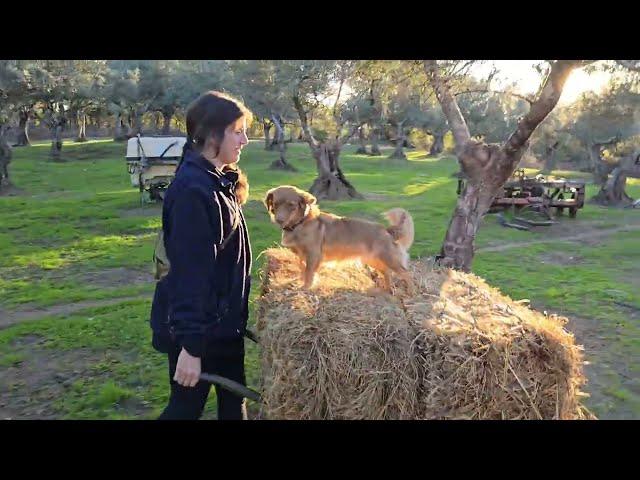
[283,205,310,232]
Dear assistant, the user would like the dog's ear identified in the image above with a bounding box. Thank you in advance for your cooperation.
[297,190,317,207]
[264,189,275,213]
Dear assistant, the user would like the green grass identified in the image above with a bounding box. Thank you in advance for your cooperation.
[1,139,639,419]
[0,352,25,367]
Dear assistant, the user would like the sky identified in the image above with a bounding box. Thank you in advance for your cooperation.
[322,61,614,107]
[471,60,612,105]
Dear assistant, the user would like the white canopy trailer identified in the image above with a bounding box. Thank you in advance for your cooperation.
[125,135,186,201]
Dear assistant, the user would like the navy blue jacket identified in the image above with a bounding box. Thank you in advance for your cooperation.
[150,149,252,357]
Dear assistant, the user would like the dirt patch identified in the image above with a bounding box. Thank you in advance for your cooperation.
[0,340,101,419]
[618,272,640,290]
[76,267,153,289]
[0,340,151,419]
[611,300,640,320]
[548,311,638,419]
[0,295,148,329]
[0,184,27,197]
[539,252,584,266]
[478,223,640,253]
[119,205,162,218]
[17,266,154,287]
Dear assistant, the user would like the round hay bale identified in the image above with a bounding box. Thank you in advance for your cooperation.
[255,248,594,420]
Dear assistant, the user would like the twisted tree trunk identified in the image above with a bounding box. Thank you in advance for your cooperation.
[49,104,66,161]
[162,112,172,135]
[269,114,296,171]
[540,140,560,174]
[389,121,407,159]
[355,126,368,154]
[15,108,31,147]
[367,79,381,156]
[263,120,273,150]
[50,124,64,161]
[0,125,12,189]
[126,112,135,138]
[425,59,584,271]
[133,107,144,136]
[76,110,88,142]
[113,112,126,141]
[369,125,382,156]
[309,143,362,200]
[293,93,361,200]
[126,108,145,138]
[589,136,619,186]
[592,152,640,206]
[429,132,445,156]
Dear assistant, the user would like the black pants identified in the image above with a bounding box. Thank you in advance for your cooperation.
[158,339,247,420]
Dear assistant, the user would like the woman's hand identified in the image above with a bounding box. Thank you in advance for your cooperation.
[174,348,202,387]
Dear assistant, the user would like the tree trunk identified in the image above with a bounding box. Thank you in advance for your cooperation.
[355,126,368,154]
[126,112,135,138]
[0,125,12,189]
[162,112,172,135]
[126,109,144,137]
[50,125,64,161]
[68,108,78,132]
[439,181,496,271]
[592,152,640,206]
[437,145,524,270]
[152,112,160,133]
[369,126,382,156]
[15,109,31,147]
[263,121,272,150]
[309,143,362,200]
[389,122,406,159]
[589,138,619,186]
[425,59,582,271]
[540,141,559,174]
[269,115,296,171]
[113,112,126,141]
[592,167,632,206]
[76,111,88,142]
[292,91,361,200]
[133,108,144,136]
[429,133,444,156]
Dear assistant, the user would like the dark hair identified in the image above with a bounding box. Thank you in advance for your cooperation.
[181,91,252,162]
[178,91,252,204]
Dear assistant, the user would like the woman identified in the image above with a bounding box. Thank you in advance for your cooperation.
[150,91,252,420]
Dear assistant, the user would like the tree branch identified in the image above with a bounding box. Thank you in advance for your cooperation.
[503,60,588,156]
[271,113,285,137]
[292,91,318,150]
[339,123,361,145]
[454,88,534,104]
[618,150,640,178]
[450,60,476,77]
[424,60,471,151]
[332,77,345,120]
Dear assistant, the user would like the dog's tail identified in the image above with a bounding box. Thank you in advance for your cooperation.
[383,208,414,251]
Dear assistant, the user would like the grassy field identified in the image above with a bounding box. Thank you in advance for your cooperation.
[1,139,639,419]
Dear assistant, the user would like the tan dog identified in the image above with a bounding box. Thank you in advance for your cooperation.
[264,185,415,292]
